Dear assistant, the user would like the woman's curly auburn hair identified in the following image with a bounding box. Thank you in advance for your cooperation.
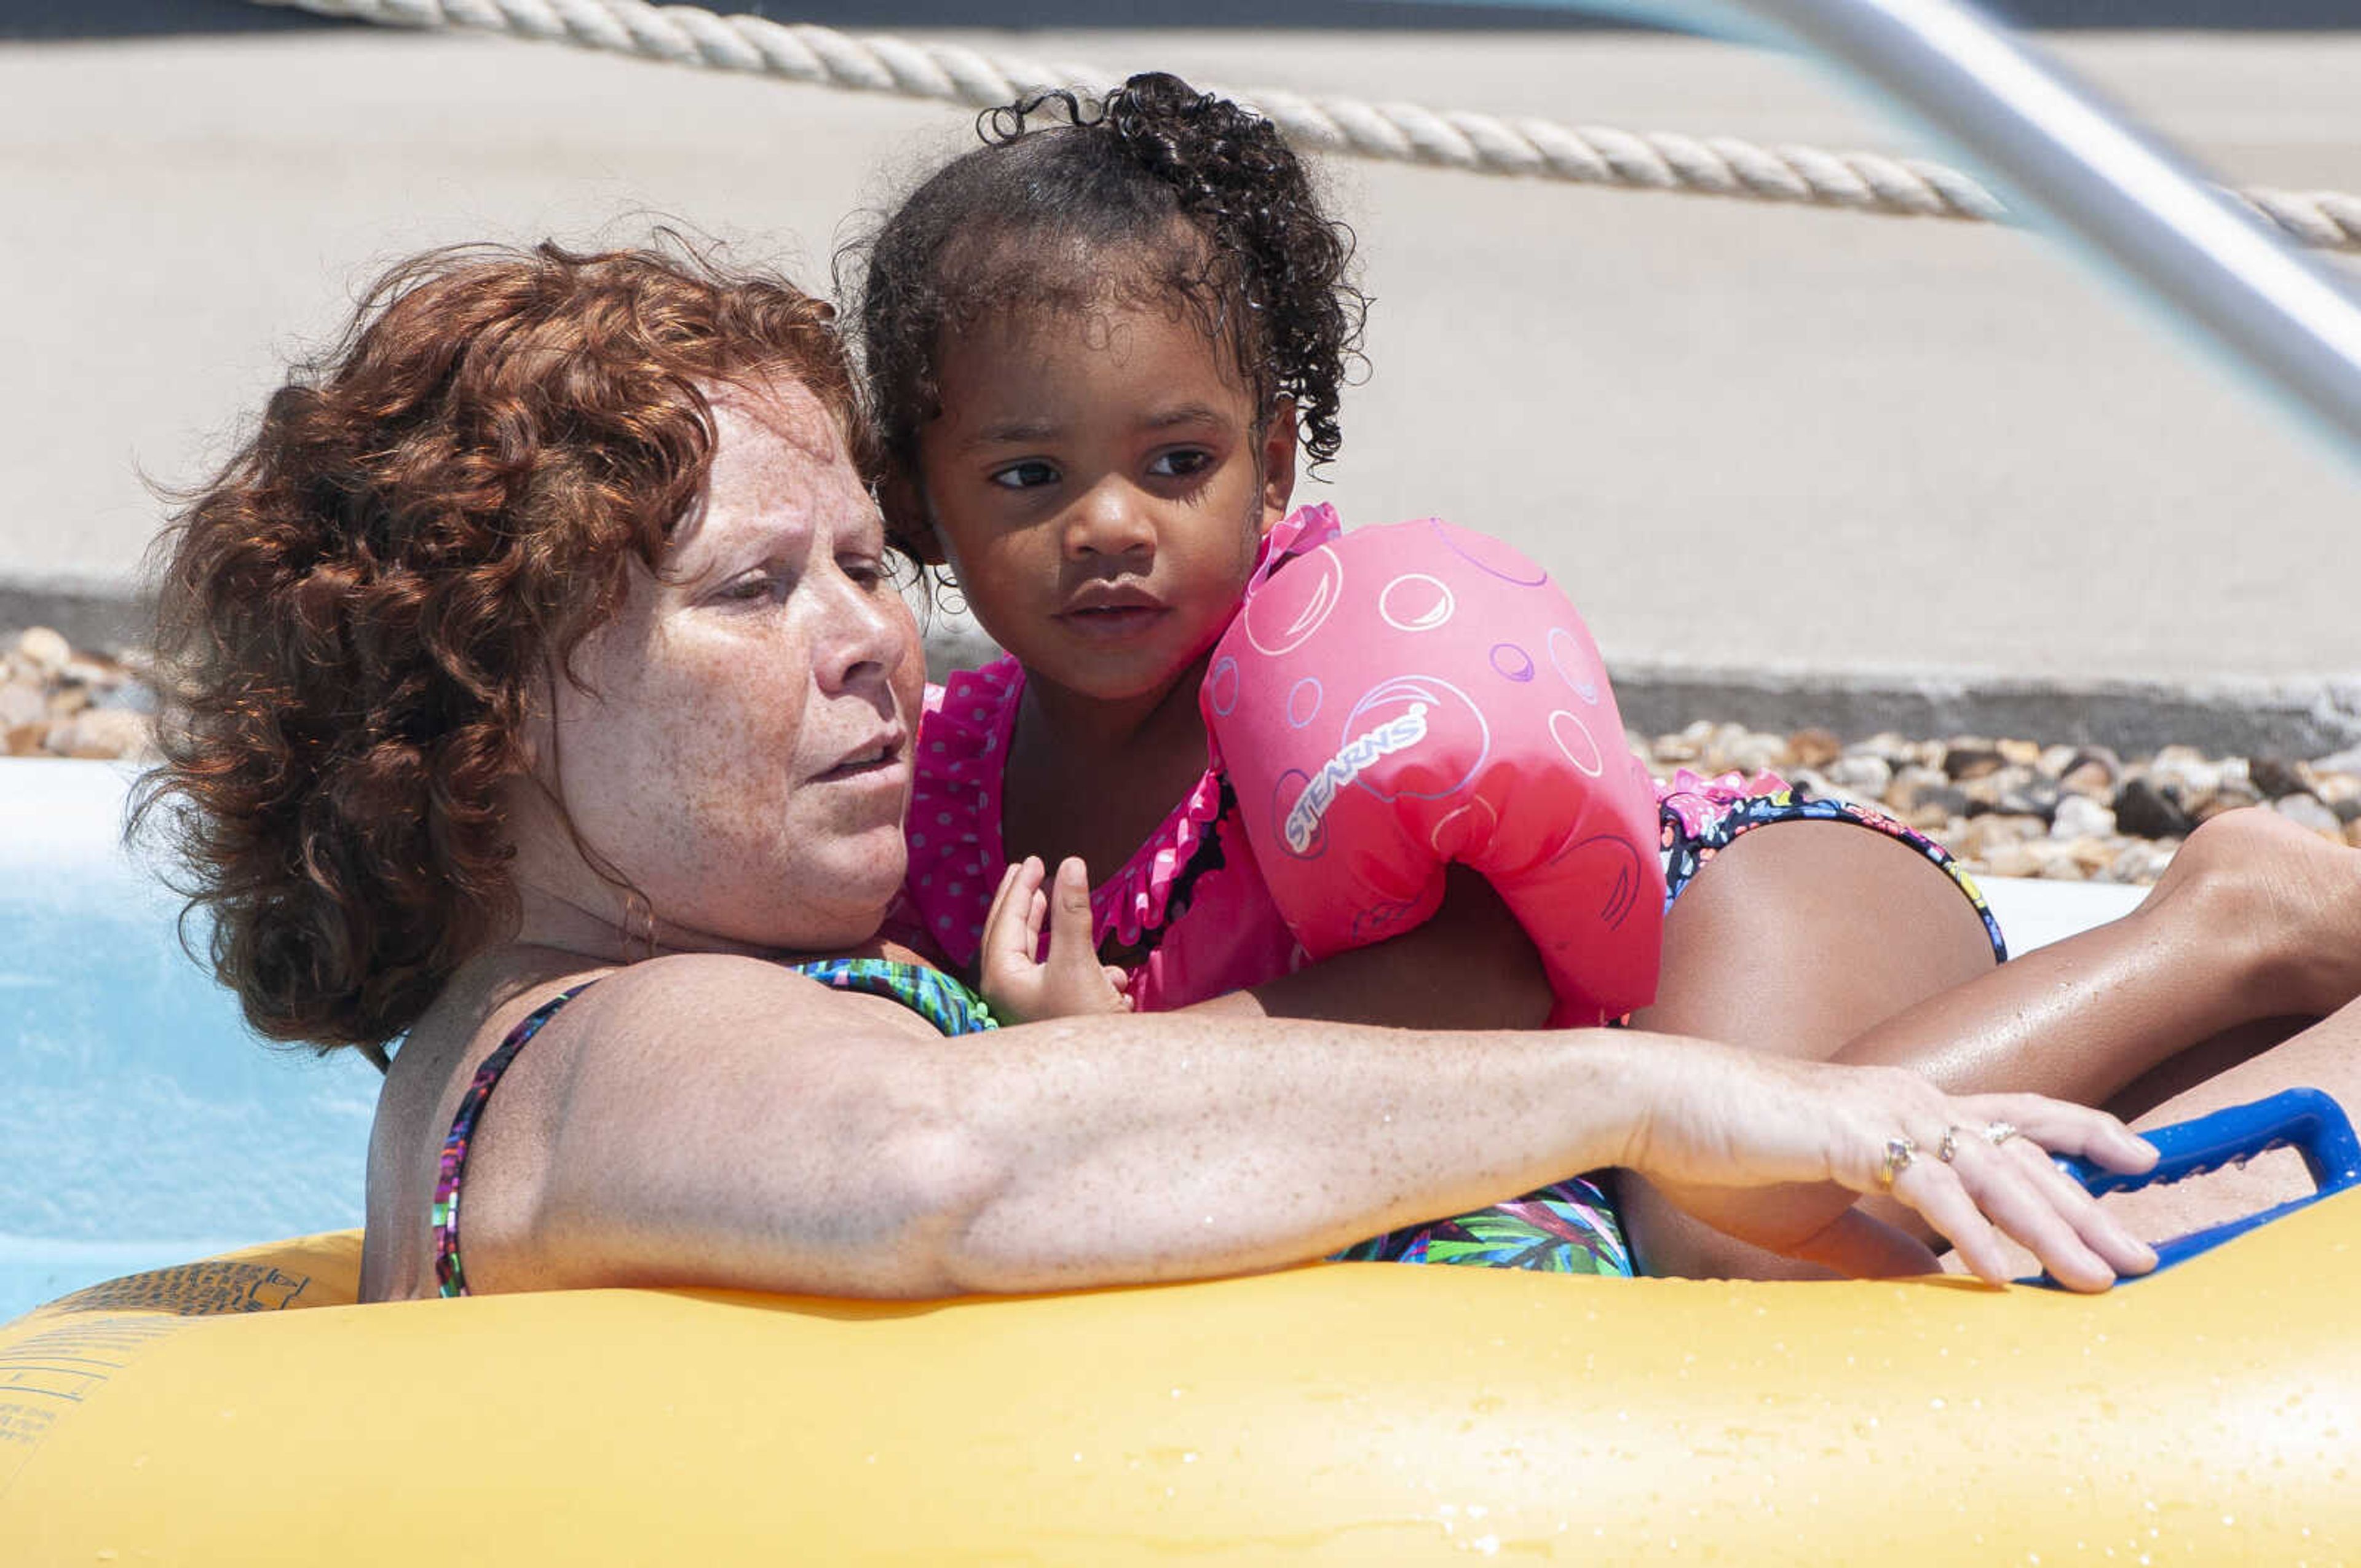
[134,238,871,1060]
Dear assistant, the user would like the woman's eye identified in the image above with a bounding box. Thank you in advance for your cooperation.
[988,460,1059,490]
[841,556,887,588]
[719,571,787,604]
[1148,448,1212,479]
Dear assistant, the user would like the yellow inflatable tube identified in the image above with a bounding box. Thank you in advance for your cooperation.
[3,1196,2358,1564]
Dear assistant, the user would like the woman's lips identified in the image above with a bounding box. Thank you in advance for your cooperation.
[810,755,912,810]
[814,735,909,784]
[817,755,906,782]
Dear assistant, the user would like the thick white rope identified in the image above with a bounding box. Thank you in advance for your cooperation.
[251,0,2361,253]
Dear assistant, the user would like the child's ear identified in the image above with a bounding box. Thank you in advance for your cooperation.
[877,468,947,565]
[1258,397,1299,529]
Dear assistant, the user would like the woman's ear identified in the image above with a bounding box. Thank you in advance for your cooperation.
[877,468,947,565]
[515,659,558,778]
[1259,397,1299,529]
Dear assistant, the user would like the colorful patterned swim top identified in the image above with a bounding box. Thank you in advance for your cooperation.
[430,958,997,1298]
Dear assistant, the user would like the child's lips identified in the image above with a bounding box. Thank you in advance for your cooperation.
[1054,597,1171,639]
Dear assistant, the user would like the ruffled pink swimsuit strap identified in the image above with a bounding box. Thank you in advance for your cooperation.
[904,656,1233,974]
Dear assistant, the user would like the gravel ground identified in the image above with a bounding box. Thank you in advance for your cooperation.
[1,626,155,762]
[1632,719,2361,884]
[10,626,2359,883]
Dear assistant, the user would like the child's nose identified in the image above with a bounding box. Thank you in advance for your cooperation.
[1061,481,1157,561]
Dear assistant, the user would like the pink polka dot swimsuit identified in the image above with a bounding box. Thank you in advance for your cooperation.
[903,648,1304,1012]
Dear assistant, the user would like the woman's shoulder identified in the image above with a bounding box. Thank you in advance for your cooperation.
[414,948,935,1082]
[361,950,947,1300]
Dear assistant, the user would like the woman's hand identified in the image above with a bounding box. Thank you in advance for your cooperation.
[1623,1049,2161,1291]
[978,856,1135,1025]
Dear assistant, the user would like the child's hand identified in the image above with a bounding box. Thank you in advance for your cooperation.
[978,856,1136,1025]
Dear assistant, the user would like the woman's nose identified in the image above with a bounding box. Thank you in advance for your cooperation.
[810,567,910,695]
[1061,480,1157,561]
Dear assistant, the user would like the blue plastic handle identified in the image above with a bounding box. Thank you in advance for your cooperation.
[2026,1087,2361,1285]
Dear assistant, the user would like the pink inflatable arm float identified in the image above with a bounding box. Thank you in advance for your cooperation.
[1201,516,1666,1026]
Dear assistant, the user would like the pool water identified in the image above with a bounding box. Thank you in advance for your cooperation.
[1,760,376,1320]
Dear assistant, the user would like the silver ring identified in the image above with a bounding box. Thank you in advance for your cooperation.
[1877,1136,1917,1191]
[1983,1120,2022,1147]
[1938,1126,1965,1164]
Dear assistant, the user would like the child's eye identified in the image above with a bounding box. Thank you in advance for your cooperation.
[1148,449,1212,479]
[989,460,1059,490]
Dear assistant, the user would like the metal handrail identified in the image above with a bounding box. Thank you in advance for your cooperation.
[1418,0,2361,465]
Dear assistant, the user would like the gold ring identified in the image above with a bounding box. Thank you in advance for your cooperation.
[1877,1136,1917,1191]
[1938,1126,1965,1164]
[1983,1120,2021,1147]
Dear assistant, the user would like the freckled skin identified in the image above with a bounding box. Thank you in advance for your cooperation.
[522,376,923,956]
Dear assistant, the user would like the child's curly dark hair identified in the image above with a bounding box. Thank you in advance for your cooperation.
[850,71,1367,548]
[133,239,873,1058]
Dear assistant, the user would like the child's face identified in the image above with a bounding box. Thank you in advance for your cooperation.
[910,293,1295,708]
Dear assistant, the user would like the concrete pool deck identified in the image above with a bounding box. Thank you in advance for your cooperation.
[2,22,2358,752]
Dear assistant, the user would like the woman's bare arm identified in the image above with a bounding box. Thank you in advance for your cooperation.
[448,950,2156,1301]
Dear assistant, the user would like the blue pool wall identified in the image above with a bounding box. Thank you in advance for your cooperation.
[1,759,377,1319]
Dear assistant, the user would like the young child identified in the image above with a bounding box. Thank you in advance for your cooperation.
[855,74,2361,1276]
[860,73,1989,1014]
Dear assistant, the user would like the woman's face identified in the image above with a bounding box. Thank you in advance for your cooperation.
[539,374,922,955]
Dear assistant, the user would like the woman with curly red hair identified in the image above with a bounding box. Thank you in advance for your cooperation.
[140,241,872,1063]
[133,237,2178,1302]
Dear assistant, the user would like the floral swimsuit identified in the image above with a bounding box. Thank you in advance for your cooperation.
[1657,768,2006,963]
